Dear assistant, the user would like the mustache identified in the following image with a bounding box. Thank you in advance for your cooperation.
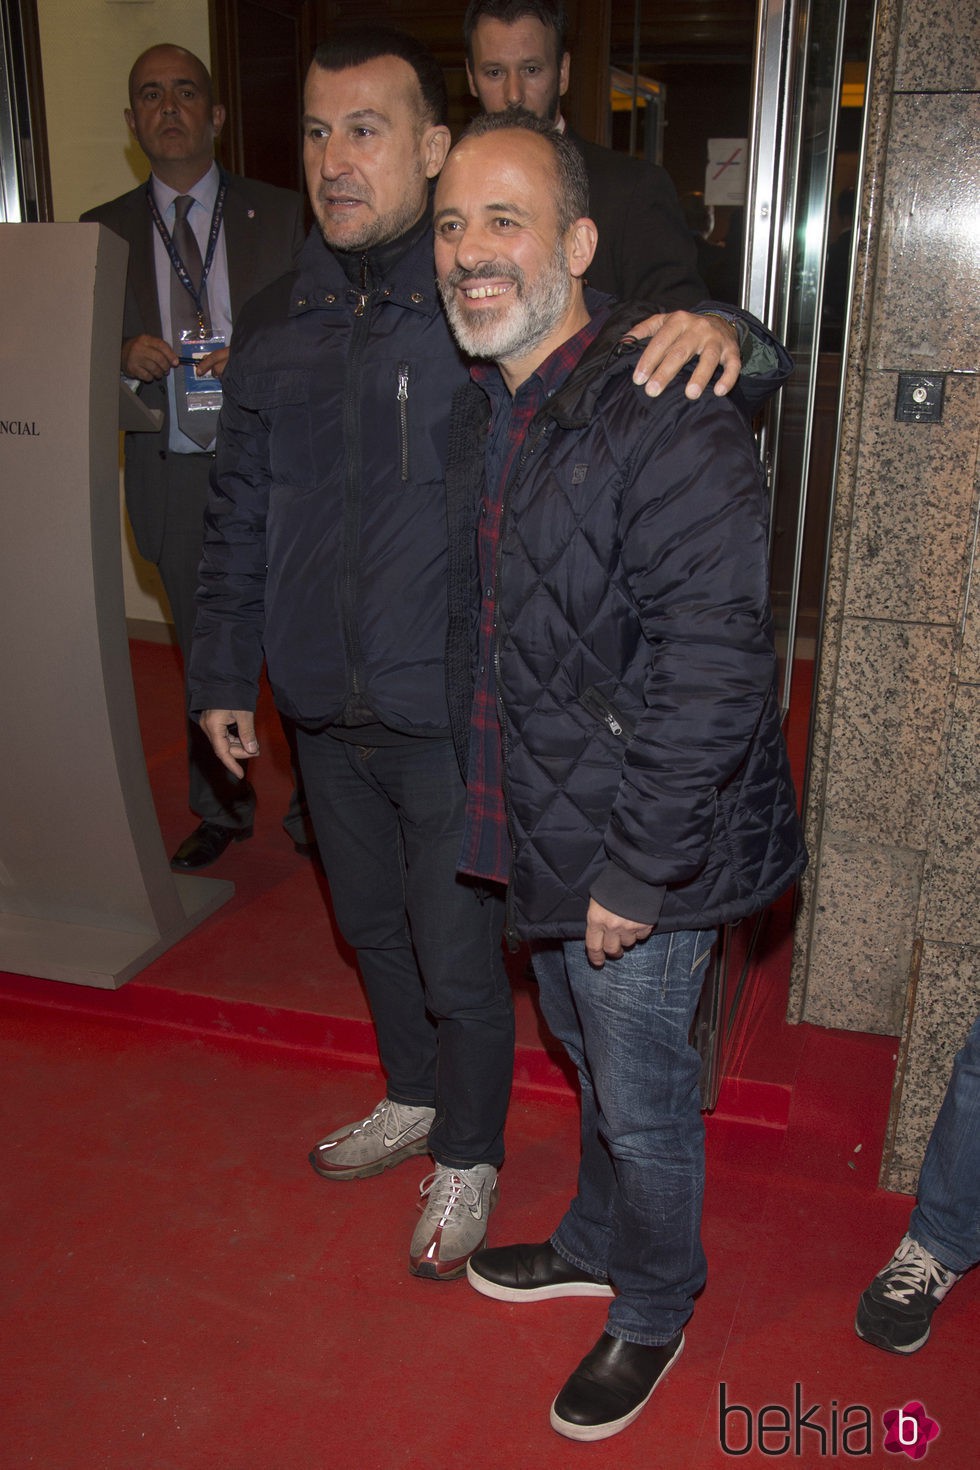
[315,186,369,204]
[442,262,524,293]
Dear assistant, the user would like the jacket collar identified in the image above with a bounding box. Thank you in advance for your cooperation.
[540,300,649,428]
[289,196,440,318]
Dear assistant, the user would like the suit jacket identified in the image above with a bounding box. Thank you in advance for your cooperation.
[81,171,305,563]
[567,130,707,310]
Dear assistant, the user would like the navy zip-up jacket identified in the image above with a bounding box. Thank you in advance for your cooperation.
[189,212,471,747]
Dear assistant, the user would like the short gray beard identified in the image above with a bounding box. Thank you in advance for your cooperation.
[439,240,572,364]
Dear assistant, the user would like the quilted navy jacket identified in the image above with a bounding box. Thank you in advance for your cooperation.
[446,306,807,938]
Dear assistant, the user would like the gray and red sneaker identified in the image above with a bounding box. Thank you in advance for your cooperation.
[309,1097,434,1181]
[409,1163,498,1280]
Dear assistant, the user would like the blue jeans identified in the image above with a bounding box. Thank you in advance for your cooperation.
[910,1012,980,1274]
[295,729,513,1168]
[532,929,716,1345]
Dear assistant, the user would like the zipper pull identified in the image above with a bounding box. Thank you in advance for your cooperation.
[397,365,408,402]
[604,712,624,737]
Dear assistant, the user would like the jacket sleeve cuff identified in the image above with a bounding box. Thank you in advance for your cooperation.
[695,303,779,377]
[188,686,258,719]
[590,861,666,926]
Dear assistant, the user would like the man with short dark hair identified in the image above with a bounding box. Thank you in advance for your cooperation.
[435,109,805,1440]
[190,28,512,1280]
[82,44,311,871]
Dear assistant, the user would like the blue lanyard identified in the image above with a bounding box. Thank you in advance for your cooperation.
[146,171,228,334]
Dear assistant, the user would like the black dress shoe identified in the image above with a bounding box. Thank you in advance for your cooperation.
[550,1330,684,1441]
[292,837,319,858]
[170,820,252,871]
[466,1240,614,1302]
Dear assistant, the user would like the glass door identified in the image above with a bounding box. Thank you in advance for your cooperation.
[745,0,874,718]
[0,0,51,222]
[693,0,875,1105]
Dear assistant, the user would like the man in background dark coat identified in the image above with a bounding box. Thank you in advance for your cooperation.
[463,0,708,310]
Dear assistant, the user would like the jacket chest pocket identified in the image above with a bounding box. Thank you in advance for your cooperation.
[238,367,319,489]
[579,685,637,742]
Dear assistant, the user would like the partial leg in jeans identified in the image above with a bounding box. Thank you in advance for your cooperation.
[532,929,716,1345]
[910,1012,980,1274]
[854,1010,978,1354]
[297,730,513,1167]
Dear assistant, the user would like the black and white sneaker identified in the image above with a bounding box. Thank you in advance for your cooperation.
[550,1330,684,1442]
[855,1233,961,1354]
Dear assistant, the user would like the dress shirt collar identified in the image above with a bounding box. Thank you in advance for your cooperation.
[150,160,220,219]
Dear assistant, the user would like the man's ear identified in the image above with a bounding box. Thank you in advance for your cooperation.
[423,124,452,179]
[567,216,598,279]
[465,61,478,101]
[559,50,571,97]
[211,102,227,139]
[124,107,136,139]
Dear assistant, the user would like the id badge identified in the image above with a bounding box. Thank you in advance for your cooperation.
[178,331,226,413]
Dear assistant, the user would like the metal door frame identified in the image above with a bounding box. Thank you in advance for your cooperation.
[698,0,874,1109]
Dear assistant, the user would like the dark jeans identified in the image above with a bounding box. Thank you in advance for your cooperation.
[532,928,716,1344]
[295,729,513,1167]
[910,1011,980,1274]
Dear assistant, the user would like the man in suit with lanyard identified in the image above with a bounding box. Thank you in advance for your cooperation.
[83,43,311,871]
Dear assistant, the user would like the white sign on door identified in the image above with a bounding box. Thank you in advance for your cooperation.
[705,139,748,206]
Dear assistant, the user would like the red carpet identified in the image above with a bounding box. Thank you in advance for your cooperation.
[0,642,976,1467]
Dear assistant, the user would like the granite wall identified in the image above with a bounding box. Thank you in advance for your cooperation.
[789,0,980,1191]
